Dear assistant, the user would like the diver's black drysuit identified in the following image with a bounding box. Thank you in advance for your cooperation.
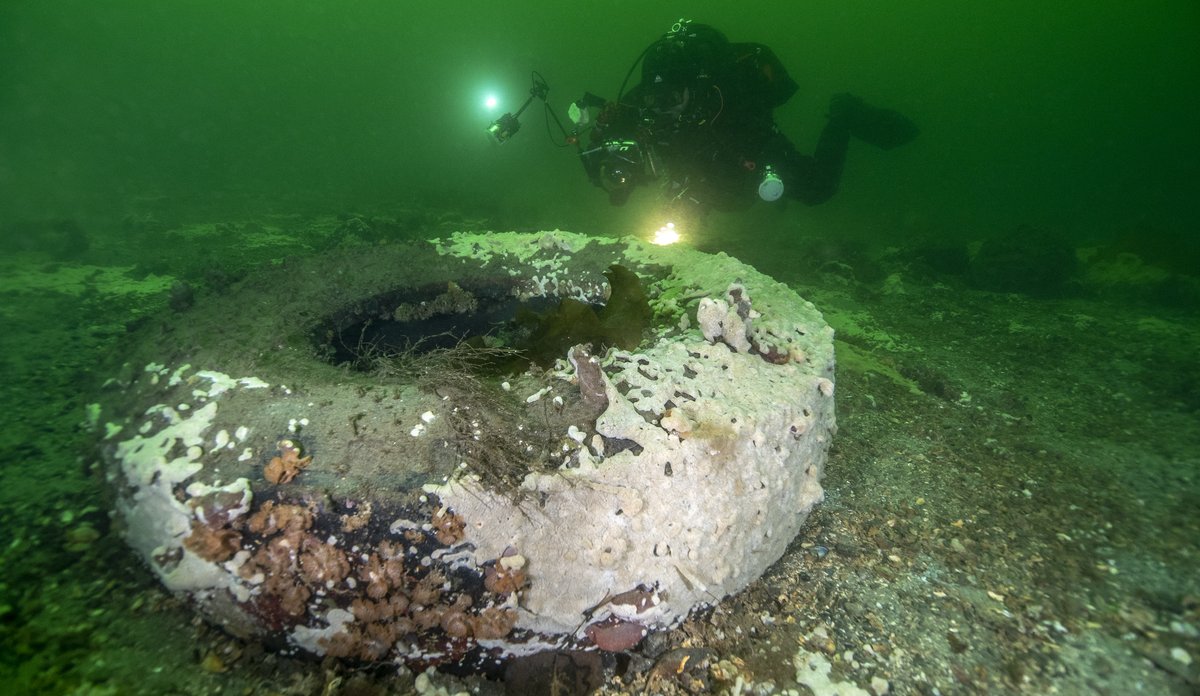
[585,23,918,212]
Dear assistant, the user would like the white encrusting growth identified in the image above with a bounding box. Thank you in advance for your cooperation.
[102,230,836,663]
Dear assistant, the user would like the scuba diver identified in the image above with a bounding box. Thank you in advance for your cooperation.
[573,19,919,219]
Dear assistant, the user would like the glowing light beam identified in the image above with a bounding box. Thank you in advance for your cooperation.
[652,222,681,246]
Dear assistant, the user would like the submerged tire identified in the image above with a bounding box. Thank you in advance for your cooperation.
[95,230,836,669]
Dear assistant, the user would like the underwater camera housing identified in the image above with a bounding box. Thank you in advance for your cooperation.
[579,138,658,204]
[485,72,660,204]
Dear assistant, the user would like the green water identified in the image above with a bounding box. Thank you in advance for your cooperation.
[3,1,1197,241]
[1,2,1197,694]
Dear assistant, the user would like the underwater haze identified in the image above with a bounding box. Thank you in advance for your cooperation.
[3,1,1198,241]
[2,1,1199,694]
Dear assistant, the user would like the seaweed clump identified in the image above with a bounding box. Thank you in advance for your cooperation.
[516,264,651,367]
[356,264,653,494]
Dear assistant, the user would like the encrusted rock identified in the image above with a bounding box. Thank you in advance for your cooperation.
[95,230,835,670]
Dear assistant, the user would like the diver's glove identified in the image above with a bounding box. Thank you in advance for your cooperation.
[828,93,919,150]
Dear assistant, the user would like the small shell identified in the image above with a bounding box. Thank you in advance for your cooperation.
[525,386,551,403]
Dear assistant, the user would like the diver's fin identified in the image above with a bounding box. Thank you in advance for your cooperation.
[829,93,919,150]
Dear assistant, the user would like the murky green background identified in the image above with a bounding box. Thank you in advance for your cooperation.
[2,1,1196,245]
